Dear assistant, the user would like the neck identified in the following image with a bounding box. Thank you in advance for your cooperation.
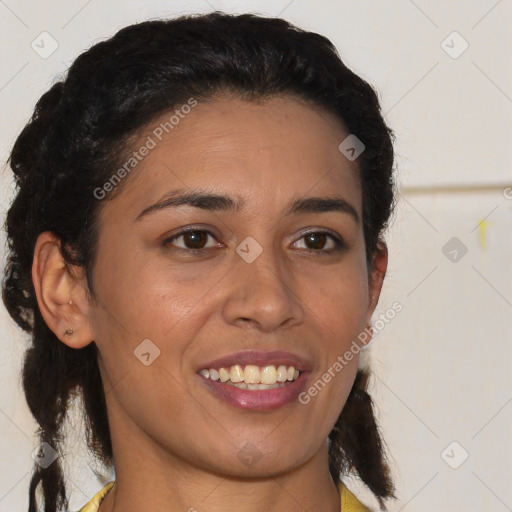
[101,460,341,512]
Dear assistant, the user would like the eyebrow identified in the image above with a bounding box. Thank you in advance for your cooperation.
[135,189,360,224]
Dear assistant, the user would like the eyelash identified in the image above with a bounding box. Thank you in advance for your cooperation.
[162,227,345,254]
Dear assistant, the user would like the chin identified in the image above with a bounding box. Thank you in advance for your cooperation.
[227,446,309,478]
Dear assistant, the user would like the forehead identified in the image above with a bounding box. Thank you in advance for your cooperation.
[100,94,362,221]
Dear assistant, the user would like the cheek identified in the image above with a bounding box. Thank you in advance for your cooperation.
[134,261,224,345]
[294,255,369,409]
[91,245,197,331]
[89,249,219,387]
[298,255,370,337]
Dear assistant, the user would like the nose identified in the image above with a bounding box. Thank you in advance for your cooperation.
[221,246,305,333]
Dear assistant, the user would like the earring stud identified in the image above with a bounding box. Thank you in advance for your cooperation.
[64,328,74,336]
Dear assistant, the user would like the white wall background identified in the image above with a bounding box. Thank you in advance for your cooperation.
[0,1,510,511]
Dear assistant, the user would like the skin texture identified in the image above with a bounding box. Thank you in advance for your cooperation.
[32,94,387,512]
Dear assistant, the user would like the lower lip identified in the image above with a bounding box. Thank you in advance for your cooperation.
[198,372,310,411]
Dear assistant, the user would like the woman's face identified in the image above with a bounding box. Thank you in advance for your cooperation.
[86,94,387,477]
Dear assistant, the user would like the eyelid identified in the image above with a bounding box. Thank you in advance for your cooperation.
[291,228,345,251]
[161,225,345,252]
[161,225,223,249]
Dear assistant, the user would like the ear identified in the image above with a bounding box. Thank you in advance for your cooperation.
[32,231,94,348]
[361,240,388,346]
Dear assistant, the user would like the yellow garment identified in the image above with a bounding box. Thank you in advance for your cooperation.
[78,481,114,512]
[78,480,370,511]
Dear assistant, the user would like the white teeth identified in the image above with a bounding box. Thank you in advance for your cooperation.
[230,382,288,390]
[219,367,230,382]
[276,365,288,382]
[200,364,301,387]
[260,365,277,384]
[230,364,244,383]
[244,365,260,384]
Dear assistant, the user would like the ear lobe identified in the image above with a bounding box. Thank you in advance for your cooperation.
[32,231,94,348]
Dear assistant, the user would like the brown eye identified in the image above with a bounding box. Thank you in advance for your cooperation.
[293,231,343,252]
[182,230,209,249]
[164,229,218,251]
[304,232,327,250]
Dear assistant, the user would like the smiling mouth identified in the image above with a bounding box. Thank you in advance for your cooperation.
[198,364,300,390]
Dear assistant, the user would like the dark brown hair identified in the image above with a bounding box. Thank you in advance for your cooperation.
[3,11,395,511]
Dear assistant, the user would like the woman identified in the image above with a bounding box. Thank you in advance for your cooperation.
[3,12,395,512]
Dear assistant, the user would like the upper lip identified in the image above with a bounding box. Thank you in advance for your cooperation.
[198,350,313,372]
